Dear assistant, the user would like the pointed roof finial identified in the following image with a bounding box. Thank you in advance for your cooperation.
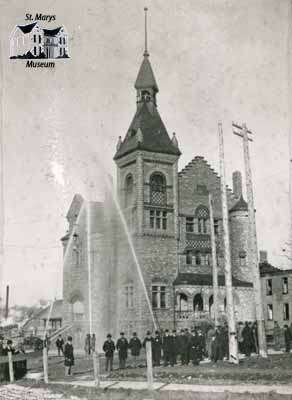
[144,7,149,57]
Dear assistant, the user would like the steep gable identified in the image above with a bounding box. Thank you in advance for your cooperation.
[178,156,237,218]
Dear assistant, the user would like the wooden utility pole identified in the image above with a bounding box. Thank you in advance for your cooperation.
[8,351,14,383]
[218,122,238,364]
[209,193,219,327]
[232,122,267,358]
[43,345,49,383]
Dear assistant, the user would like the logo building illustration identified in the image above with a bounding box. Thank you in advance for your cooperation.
[10,22,69,59]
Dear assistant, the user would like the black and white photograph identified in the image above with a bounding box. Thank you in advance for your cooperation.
[0,0,291,399]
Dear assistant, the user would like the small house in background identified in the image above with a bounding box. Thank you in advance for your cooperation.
[21,299,63,338]
[260,251,292,336]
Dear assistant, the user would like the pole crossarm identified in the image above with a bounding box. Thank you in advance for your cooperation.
[232,122,253,142]
[231,121,267,358]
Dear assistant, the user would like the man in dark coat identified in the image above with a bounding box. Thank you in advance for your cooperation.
[128,332,142,367]
[56,334,64,356]
[116,332,128,369]
[152,331,162,366]
[197,329,206,361]
[178,329,189,365]
[170,330,178,365]
[102,334,115,372]
[64,336,74,376]
[284,324,291,353]
[211,328,221,363]
[162,329,172,366]
[184,328,192,365]
[242,322,253,357]
[188,329,201,366]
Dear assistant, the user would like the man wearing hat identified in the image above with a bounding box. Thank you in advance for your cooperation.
[64,336,74,376]
[162,329,172,366]
[152,331,162,366]
[128,332,142,368]
[178,329,188,365]
[102,334,115,372]
[116,332,128,369]
[170,330,178,365]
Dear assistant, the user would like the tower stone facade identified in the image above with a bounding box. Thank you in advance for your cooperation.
[62,32,255,350]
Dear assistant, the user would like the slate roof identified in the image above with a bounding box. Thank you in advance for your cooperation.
[17,22,37,34]
[43,27,62,36]
[229,195,248,213]
[114,102,181,160]
[173,273,253,287]
[259,262,292,277]
[135,56,159,92]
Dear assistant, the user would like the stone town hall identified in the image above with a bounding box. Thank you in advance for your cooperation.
[62,33,255,351]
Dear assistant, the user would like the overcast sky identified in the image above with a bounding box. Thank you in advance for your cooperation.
[0,0,291,306]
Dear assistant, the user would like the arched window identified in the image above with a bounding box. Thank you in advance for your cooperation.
[72,300,84,321]
[193,293,203,312]
[125,174,134,207]
[150,173,166,205]
[176,293,188,311]
[195,206,209,234]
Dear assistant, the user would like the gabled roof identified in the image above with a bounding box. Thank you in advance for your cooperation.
[114,102,181,160]
[17,22,37,34]
[135,56,159,92]
[229,195,248,213]
[43,27,63,37]
[173,273,253,287]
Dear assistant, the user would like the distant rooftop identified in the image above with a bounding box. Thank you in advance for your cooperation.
[259,262,292,277]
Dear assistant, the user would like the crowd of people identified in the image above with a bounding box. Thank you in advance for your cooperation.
[100,321,262,372]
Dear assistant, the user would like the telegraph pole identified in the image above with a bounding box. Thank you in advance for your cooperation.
[232,122,267,357]
[209,193,219,327]
[218,122,238,364]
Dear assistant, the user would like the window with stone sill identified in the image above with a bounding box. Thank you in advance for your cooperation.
[150,210,167,230]
[195,206,209,234]
[282,277,288,295]
[186,250,192,265]
[186,217,194,233]
[195,252,201,266]
[201,253,210,266]
[283,303,289,321]
[125,285,134,309]
[266,279,272,296]
[152,285,167,309]
[239,250,247,267]
[267,304,273,320]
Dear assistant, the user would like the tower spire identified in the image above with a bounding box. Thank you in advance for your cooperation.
[144,7,149,57]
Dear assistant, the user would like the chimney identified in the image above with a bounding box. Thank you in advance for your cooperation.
[232,171,242,198]
[259,250,268,263]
